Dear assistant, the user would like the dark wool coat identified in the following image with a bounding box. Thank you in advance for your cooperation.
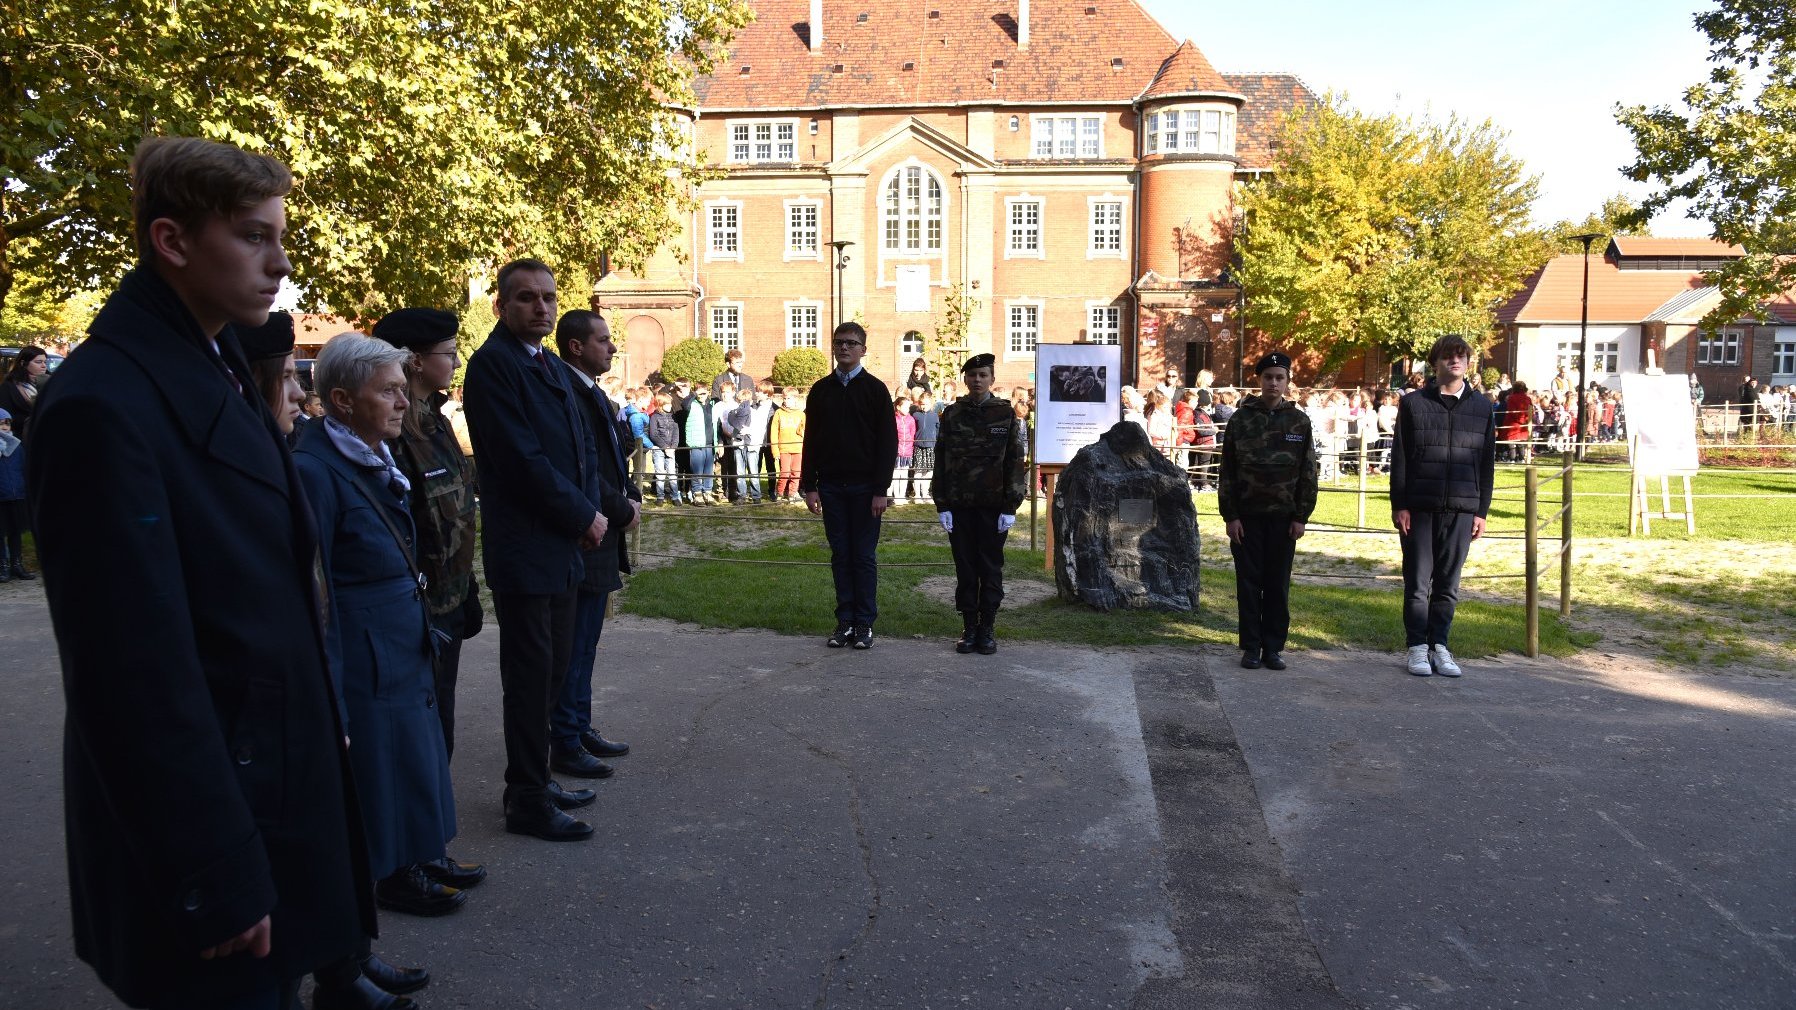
[29,268,372,1008]
[557,355,639,595]
[1389,383,1497,517]
[296,423,457,880]
[461,322,596,596]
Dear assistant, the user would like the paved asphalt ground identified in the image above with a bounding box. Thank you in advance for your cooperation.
[2,591,1792,1009]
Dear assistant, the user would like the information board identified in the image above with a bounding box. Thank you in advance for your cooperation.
[1034,343,1124,465]
[1620,373,1699,476]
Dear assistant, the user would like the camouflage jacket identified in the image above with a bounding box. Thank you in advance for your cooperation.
[389,390,478,616]
[932,395,1029,513]
[1218,395,1317,522]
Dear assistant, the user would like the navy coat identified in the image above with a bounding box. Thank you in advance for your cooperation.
[29,268,372,1008]
[462,322,597,595]
[556,354,639,594]
[295,422,456,880]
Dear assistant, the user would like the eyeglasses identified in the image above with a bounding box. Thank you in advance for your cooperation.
[832,340,863,348]
[422,350,460,360]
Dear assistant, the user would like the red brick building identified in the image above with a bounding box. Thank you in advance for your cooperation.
[593,0,1314,390]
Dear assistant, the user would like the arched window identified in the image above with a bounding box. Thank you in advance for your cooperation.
[883,164,944,254]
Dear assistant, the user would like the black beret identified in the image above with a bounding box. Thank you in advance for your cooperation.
[373,308,459,352]
[1255,352,1293,374]
[236,311,295,362]
[961,353,996,373]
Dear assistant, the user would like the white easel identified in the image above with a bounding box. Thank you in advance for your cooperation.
[1620,367,1700,537]
[1628,440,1695,535]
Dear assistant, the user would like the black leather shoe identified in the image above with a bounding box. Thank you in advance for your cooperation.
[550,748,615,779]
[313,974,417,1010]
[505,801,595,842]
[580,730,630,758]
[374,864,467,917]
[547,780,596,810]
[9,563,32,580]
[1261,650,1287,671]
[360,954,429,995]
[418,854,486,890]
[1240,651,1263,669]
[827,622,854,648]
[852,626,874,650]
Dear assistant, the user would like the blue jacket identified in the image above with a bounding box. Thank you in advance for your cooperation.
[461,322,597,595]
[295,422,455,880]
[0,429,24,501]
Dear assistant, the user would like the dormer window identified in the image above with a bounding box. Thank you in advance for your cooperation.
[1144,105,1236,156]
[728,119,798,163]
[1031,114,1103,159]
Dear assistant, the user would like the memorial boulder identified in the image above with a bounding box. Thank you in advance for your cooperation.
[1053,421,1200,611]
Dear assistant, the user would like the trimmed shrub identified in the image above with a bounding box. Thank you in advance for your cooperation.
[770,347,829,390]
[660,338,728,386]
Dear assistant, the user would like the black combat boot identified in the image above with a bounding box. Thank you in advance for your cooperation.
[955,613,978,654]
[975,610,998,655]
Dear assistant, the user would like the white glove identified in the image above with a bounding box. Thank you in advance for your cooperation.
[997,514,1016,532]
[939,512,954,532]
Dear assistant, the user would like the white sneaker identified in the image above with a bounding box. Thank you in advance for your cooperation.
[1430,645,1462,678]
[1406,644,1433,676]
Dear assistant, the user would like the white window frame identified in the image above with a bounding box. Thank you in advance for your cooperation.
[727,118,798,164]
[1005,299,1043,359]
[705,200,743,262]
[1088,196,1124,259]
[1006,195,1044,259]
[1773,338,1796,376]
[708,303,743,352]
[1591,340,1620,376]
[1146,105,1236,156]
[900,330,925,357]
[1030,114,1103,159]
[785,300,824,350]
[1554,339,1580,376]
[880,162,946,257]
[784,199,822,261]
[1085,302,1122,345]
[1697,328,1742,366]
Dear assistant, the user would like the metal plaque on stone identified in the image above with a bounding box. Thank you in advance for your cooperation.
[1117,498,1154,525]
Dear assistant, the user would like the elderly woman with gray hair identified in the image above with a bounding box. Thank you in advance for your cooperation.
[296,332,460,1009]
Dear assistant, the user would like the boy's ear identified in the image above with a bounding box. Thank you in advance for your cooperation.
[148,217,195,269]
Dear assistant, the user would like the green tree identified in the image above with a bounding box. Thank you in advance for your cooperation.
[1618,0,1796,326]
[927,282,980,382]
[658,337,725,386]
[1543,194,1652,253]
[0,258,104,346]
[1235,96,1546,368]
[0,0,750,315]
[770,347,828,389]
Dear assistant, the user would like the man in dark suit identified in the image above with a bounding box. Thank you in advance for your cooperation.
[549,310,640,780]
[461,259,605,842]
[29,136,373,1009]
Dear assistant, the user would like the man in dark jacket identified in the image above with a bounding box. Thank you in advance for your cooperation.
[462,259,606,842]
[1390,334,1497,678]
[30,136,372,1009]
[549,310,639,781]
[800,322,899,649]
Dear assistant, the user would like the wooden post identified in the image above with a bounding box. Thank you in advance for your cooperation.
[1560,451,1573,619]
[1039,464,1064,571]
[1356,435,1368,529]
[1525,463,1540,658]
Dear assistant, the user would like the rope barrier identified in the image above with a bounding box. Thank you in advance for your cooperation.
[634,550,956,568]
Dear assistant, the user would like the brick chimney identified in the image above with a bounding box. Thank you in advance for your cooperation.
[810,0,823,51]
[1019,0,1029,49]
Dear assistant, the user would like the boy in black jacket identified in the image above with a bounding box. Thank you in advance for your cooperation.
[800,322,899,649]
[1390,334,1496,678]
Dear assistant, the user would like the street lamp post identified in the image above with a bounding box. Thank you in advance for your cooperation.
[1571,233,1602,461]
[830,240,855,327]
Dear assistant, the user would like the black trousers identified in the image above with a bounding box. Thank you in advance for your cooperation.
[1400,510,1475,648]
[946,506,1008,616]
[819,480,883,627]
[493,589,577,808]
[431,608,466,760]
[1230,516,1297,654]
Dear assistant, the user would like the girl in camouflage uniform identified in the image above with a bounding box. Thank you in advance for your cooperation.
[1218,352,1317,671]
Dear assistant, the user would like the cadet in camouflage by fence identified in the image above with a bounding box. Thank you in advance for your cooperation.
[1218,352,1317,671]
[932,353,1030,655]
